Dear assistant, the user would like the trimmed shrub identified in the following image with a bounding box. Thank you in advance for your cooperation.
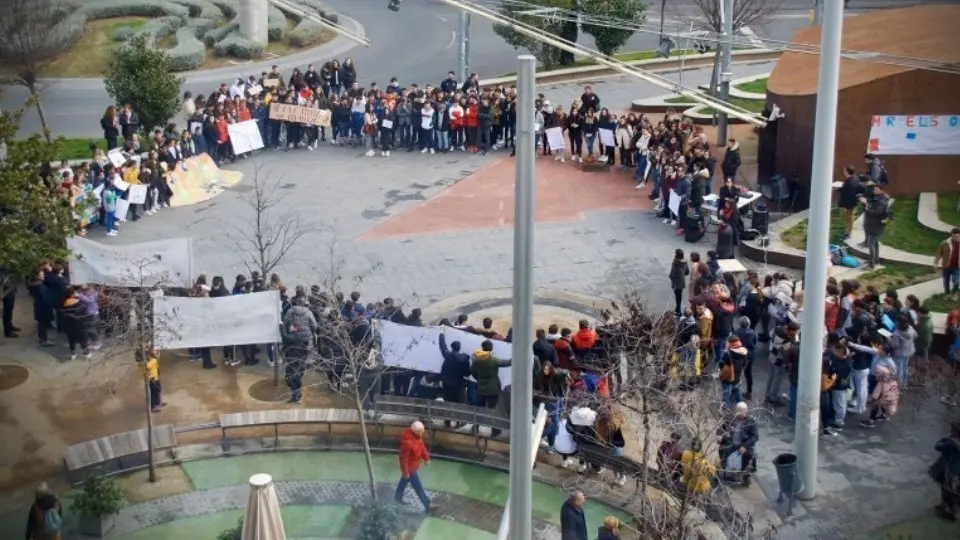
[113,26,136,41]
[168,0,223,20]
[187,17,217,34]
[288,21,327,48]
[213,31,264,59]
[203,20,237,46]
[209,0,237,18]
[267,5,287,42]
[290,0,340,24]
[130,15,183,47]
[48,0,189,52]
[165,25,206,71]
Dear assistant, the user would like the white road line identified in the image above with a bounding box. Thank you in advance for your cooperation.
[436,14,448,22]
[447,30,456,49]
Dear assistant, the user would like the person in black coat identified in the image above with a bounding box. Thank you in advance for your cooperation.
[720,138,742,182]
[27,269,54,347]
[280,322,311,404]
[837,165,864,239]
[560,492,589,540]
[438,328,470,420]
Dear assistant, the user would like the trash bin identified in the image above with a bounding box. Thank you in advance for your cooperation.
[751,203,770,235]
[772,453,803,515]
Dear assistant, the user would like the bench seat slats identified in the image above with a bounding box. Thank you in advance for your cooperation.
[63,425,176,471]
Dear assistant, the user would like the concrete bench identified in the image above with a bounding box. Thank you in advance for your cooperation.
[578,443,659,495]
[373,396,510,458]
[219,408,359,451]
[62,425,177,482]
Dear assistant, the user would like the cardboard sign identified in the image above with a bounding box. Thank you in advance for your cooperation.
[269,104,331,127]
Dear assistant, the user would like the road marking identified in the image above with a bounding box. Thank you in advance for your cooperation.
[447,30,456,49]
[436,14,448,22]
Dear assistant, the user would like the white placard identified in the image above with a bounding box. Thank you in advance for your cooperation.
[217,93,227,103]
[128,184,148,204]
[378,321,514,388]
[92,185,104,199]
[599,128,616,148]
[867,115,960,155]
[189,121,203,134]
[545,126,565,150]
[247,84,263,96]
[153,291,281,349]
[113,178,130,191]
[114,198,130,220]
[66,236,194,287]
[669,188,681,217]
[381,119,393,129]
[227,120,264,155]
[107,148,126,168]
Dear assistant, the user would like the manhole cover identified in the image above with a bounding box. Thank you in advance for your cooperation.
[248,378,292,403]
[0,365,29,391]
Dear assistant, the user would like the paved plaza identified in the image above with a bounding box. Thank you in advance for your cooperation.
[2,68,959,539]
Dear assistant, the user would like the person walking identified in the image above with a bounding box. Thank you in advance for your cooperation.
[24,482,62,540]
[560,491,588,540]
[395,421,437,514]
[860,184,891,269]
[280,321,310,404]
[934,227,960,297]
[669,249,689,316]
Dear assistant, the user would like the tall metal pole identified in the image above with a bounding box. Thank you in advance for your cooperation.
[812,0,823,26]
[794,0,844,501]
[458,11,472,81]
[507,54,536,540]
[717,0,734,144]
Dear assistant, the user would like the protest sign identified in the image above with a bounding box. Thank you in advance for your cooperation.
[107,148,126,168]
[545,127,565,150]
[153,291,281,349]
[269,104,331,126]
[227,120,264,154]
[599,128,616,148]
[669,189,681,217]
[128,184,148,204]
[114,198,130,220]
[66,236,195,286]
[867,115,960,155]
[378,321,514,388]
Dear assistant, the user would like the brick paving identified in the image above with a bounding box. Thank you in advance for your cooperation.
[95,480,560,539]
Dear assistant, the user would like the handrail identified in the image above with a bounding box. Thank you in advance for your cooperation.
[269,0,370,47]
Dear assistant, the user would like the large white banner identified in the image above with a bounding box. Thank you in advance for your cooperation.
[153,290,281,349]
[66,236,194,287]
[867,115,960,155]
[378,321,514,388]
[227,119,264,155]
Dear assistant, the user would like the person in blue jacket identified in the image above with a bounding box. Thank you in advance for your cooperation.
[560,492,588,540]
[438,327,470,427]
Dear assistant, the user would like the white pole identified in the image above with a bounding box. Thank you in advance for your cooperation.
[498,404,547,540]
[717,0,734,143]
[507,54,537,540]
[458,11,470,82]
[794,0,844,500]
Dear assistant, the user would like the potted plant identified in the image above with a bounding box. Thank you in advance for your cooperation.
[72,474,126,537]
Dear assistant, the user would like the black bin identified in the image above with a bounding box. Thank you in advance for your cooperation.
[751,203,769,235]
[773,452,803,515]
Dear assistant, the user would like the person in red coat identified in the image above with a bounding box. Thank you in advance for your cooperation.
[394,421,437,513]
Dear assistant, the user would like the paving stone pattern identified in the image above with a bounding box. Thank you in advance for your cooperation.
[95,480,560,539]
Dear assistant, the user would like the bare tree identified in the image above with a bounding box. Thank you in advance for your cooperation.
[225,165,318,385]
[688,0,783,99]
[0,0,68,139]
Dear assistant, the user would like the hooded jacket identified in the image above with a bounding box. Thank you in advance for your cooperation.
[721,142,741,176]
[25,493,61,540]
[863,192,891,235]
[719,344,748,384]
[282,304,318,344]
[397,427,429,477]
[470,349,511,397]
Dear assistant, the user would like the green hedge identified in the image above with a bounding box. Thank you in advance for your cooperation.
[165,23,209,71]
[212,31,264,59]
[49,0,188,52]
[169,0,223,19]
[284,0,340,47]
[290,0,340,23]
[131,15,182,45]
[113,26,136,41]
[267,5,287,41]
[203,20,236,46]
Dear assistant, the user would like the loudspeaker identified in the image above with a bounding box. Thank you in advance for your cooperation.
[684,215,705,243]
[752,204,770,235]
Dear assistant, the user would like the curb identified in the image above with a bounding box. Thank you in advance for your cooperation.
[479,49,781,88]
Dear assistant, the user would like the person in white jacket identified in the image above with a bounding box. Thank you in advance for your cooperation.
[180,92,196,127]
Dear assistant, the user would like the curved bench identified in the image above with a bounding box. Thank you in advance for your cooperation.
[63,425,177,484]
[219,408,359,452]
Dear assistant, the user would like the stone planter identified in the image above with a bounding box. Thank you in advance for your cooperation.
[79,514,116,537]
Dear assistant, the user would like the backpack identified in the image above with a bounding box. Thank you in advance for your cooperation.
[43,508,62,534]
[877,164,889,186]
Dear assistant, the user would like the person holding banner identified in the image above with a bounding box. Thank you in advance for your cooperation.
[438,328,470,424]
[470,340,512,437]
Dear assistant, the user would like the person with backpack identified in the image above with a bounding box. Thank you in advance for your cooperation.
[859,184,891,268]
[864,153,888,186]
[25,482,62,540]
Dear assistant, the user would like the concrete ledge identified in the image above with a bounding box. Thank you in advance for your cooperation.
[739,210,810,270]
[919,192,955,233]
[845,213,932,266]
[698,72,768,101]
[479,49,781,88]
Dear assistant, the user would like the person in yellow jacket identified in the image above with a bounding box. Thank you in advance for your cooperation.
[120,161,143,221]
[680,437,717,495]
[137,349,164,412]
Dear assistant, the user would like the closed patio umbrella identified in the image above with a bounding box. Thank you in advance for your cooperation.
[242,473,287,540]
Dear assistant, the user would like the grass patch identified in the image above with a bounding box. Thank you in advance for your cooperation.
[43,17,149,77]
[923,292,960,313]
[881,197,945,256]
[15,136,108,161]
[734,78,767,94]
[663,94,765,114]
[780,207,855,251]
[936,192,960,228]
[855,261,939,292]
[496,49,697,77]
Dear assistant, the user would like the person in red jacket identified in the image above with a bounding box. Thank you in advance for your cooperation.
[215,115,231,164]
[554,328,579,372]
[395,421,437,513]
[571,320,597,356]
[464,98,479,152]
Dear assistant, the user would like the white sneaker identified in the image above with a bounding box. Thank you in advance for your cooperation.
[670,220,677,226]
[84,353,93,360]
[365,150,375,157]
[107,230,118,236]
[70,354,77,361]
[430,148,435,154]
[267,359,275,367]
[540,437,550,448]
[661,218,670,224]
[330,139,337,145]
[385,151,390,156]
[421,148,428,153]
[636,184,644,190]
[560,156,565,163]
[616,475,628,487]
[460,145,466,152]
[380,151,385,157]
[577,463,587,473]
[561,458,574,468]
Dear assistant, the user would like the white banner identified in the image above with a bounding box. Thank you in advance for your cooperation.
[228,119,264,155]
[378,321,514,388]
[867,115,960,155]
[545,126,565,150]
[599,128,615,148]
[669,188,681,217]
[153,290,281,349]
[66,236,194,287]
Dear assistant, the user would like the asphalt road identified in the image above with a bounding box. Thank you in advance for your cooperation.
[0,0,945,138]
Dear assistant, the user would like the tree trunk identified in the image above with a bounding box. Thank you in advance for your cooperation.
[144,371,156,482]
[273,343,281,387]
[28,85,53,142]
[355,395,378,501]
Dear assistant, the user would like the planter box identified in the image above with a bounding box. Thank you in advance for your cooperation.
[79,514,116,537]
